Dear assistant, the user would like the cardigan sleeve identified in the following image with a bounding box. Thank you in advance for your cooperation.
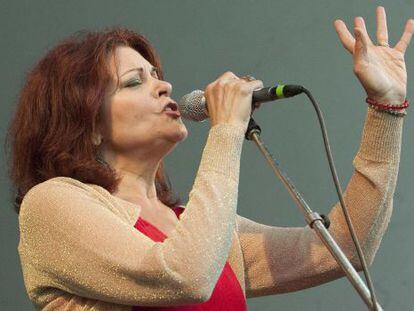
[236,107,403,298]
[18,123,246,307]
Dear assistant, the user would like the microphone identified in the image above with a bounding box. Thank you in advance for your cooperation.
[178,84,304,121]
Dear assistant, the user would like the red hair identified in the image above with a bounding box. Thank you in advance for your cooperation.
[5,27,181,213]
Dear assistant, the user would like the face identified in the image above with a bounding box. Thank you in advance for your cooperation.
[100,46,188,157]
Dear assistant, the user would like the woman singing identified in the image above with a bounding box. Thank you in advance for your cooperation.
[7,6,413,310]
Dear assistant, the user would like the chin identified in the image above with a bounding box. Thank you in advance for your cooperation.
[174,128,188,142]
[168,124,188,143]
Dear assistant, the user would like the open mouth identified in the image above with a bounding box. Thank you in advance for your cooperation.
[163,102,181,117]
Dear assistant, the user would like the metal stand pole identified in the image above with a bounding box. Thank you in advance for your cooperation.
[245,117,383,311]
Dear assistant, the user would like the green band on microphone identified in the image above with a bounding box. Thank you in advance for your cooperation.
[275,85,285,98]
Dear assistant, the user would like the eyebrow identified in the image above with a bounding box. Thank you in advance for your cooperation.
[120,66,158,77]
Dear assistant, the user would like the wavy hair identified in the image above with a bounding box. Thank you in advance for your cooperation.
[5,27,181,213]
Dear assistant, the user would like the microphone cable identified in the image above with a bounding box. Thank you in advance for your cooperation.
[294,86,379,311]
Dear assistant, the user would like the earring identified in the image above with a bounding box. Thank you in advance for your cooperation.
[92,135,103,146]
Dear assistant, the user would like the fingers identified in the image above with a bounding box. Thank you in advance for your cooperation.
[395,19,414,54]
[205,72,264,126]
[354,27,369,56]
[376,6,389,45]
[205,71,238,95]
[246,79,264,93]
[335,7,414,56]
[333,18,370,56]
[218,71,239,82]
[353,16,382,62]
[210,71,263,92]
[354,16,373,45]
[224,78,263,100]
[333,19,355,54]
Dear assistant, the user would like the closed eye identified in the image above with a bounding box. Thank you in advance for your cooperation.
[124,79,142,88]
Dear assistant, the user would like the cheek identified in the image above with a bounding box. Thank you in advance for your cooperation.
[114,110,154,136]
[106,98,157,144]
[114,94,155,122]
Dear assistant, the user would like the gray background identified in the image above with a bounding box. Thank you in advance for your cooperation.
[1,0,413,310]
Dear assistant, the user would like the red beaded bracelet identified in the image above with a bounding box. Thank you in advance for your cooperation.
[365,97,409,110]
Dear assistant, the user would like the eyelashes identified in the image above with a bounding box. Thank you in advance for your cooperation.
[124,79,142,88]
[122,72,159,88]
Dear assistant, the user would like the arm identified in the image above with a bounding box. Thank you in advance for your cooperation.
[18,123,245,307]
[237,107,403,298]
[236,6,413,299]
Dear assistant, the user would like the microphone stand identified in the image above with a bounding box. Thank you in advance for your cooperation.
[245,117,383,311]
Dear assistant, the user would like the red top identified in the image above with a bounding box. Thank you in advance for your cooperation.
[132,206,247,310]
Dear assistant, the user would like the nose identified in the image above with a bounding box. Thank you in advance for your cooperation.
[154,79,172,98]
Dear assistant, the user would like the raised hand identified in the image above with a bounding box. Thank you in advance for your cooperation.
[333,6,414,105]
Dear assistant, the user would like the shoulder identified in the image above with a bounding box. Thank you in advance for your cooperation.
[23,176,98,203]
[20,177,137,226]
[20,177,112,218]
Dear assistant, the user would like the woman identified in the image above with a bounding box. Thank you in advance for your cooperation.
[7,6,413,310]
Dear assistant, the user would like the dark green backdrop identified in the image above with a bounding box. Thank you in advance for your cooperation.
[1,1,413,310]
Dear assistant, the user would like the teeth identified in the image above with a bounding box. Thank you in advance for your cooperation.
[165,107,173,111]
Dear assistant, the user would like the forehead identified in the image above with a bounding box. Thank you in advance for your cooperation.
[110,46,152,75]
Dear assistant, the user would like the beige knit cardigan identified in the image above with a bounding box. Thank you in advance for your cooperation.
[18,107,403,310]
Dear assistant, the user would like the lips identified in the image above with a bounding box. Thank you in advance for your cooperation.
[162,101,181,117]
[163,101,178,111]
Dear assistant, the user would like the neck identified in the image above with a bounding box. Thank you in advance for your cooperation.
[102,148,164,207]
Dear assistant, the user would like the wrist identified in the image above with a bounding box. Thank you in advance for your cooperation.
[358,107,404,163]
[365,97,409,117]
[211,119,248,130]
[367,93,406,106]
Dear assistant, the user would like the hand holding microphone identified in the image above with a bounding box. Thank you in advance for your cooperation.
[201,71,264,130]
[179,74,304,123]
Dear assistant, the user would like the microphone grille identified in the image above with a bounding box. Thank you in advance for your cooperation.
[178,90,208,121]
